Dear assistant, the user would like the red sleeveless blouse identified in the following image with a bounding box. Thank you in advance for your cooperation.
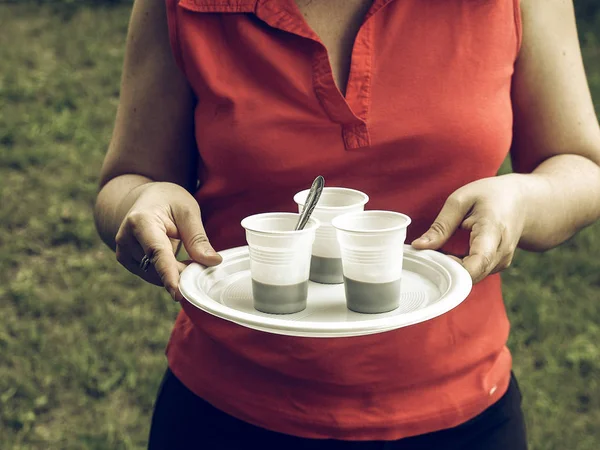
[165,0,521,440]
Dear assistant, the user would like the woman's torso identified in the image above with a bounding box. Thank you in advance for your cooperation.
[165,0,520,440]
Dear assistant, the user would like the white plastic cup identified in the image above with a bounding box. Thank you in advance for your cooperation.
[332,211,412,314]
[241,212,320,314]
[293,187,369,284]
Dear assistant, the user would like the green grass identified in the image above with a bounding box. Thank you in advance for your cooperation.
[1,4,599,449]
[0,5,179,449]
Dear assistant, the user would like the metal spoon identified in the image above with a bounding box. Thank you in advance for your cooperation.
[295,175,325,231]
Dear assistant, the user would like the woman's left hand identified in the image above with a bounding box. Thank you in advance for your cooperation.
[411,175,527,284]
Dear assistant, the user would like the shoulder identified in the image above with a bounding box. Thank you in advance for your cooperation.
[519,0,575,23]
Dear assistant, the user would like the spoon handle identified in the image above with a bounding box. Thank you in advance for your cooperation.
[295,175,325,231]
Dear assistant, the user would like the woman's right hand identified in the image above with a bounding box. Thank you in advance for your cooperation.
[94,0,222,301]
[114,182,223,301]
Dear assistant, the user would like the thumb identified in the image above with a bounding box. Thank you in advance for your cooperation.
[172,204,222,266]
[411,196,472,249]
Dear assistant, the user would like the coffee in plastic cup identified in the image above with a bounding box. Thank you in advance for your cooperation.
[293,187,369,284]
[332,210,411,314]
[241,212,320,314]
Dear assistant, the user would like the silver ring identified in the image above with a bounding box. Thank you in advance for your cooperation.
[139,255,151,272]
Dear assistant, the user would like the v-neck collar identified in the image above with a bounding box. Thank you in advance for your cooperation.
[177,0,398,149]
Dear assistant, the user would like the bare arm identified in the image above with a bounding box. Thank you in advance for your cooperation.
[413,0,600,282]
[510,0,600,251]
[95,0,197,250]
[94,0,220,299]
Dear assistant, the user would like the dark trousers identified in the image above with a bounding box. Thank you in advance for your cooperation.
[148,368,527,450]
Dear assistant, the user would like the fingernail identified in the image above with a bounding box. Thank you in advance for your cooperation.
[416,235,431,243]
[204,248,217,257]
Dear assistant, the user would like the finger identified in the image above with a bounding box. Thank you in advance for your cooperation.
[172,258,192,303]
[172,203,222,266]
[115,226,165,285]
[411,195,473,250]
[490,251,514,275]
[462,221,502,283]
[116,242,164,286]
[446,255,463,264]
[130,241,146,264]
[117,239,188,288]
[173,286,186,303]
[132,223,182,300]
[492,228,516,275]
[116,219,189,300]
[172,239,185,260]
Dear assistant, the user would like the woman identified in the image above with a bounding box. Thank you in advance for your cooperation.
[94,0,600,448]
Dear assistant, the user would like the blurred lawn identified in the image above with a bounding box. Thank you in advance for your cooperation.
[1,3,599,450]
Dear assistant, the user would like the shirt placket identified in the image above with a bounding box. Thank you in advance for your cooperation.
[310,29,371,150]
[256,0,396,150]
[181,0,394,150]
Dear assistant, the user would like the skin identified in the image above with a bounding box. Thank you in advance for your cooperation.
[294,0,373,95]
[412,0,600,282]
[94,0,222,301]
[95,0,600,300]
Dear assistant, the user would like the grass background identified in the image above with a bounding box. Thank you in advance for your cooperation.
[1,2,599,449]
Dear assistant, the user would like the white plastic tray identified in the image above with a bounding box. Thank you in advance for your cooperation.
[179,245,472,338]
